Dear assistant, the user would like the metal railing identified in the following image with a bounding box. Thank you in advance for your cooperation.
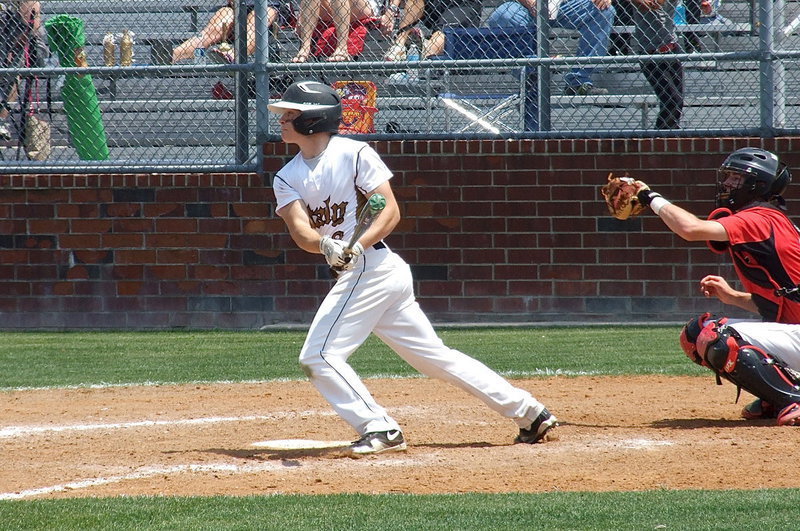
[0,0,797,173]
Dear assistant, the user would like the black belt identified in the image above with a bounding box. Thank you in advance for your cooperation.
[373,241,386,250]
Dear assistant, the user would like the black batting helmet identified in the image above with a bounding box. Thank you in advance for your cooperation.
[716,147,792,210]
[267,81,342,135]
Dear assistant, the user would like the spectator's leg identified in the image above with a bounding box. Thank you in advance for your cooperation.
[245,9,268,58]
[660,55,684,128]
[426,1,481,58]
[292,0,323,61]
[609,0,633,56]
[386,0,425,59]
[485,0,535,29]
[323,0,352,61]
[0,77,19,140]
[641,55,684,129]
[555,0,615,89]
[423,30,444,57]
[683,0,703,53]
[172,7,235,63]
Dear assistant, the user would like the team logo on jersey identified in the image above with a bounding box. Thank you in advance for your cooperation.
[307,197,347,229]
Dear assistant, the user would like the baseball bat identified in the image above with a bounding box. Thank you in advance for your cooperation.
[332,193,387,271]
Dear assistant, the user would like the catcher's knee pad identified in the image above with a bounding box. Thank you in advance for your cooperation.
[697,321,739,373]
[680,313,721,367]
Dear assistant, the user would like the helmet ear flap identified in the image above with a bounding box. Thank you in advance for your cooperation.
[769,163,792,198]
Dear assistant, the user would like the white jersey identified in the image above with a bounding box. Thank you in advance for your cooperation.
[273,136,392,241]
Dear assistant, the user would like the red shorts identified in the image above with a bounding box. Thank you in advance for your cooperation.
[312,17,379,58]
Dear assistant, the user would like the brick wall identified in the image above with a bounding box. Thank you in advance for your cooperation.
[2,136,799,329]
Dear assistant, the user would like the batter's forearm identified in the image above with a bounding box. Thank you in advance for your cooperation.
[278,200,325,255]
[287,224,324,254]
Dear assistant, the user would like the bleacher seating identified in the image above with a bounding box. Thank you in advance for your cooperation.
[3,0,798,160]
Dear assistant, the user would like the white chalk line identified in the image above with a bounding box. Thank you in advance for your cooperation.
[0,411,340,439]
[0,369,608,393]
[0,457,428,500]
[0,404,451,440]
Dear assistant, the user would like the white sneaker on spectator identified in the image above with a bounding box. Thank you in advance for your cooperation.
[0,122,10,140]
[387,71,420,86]
[384,42,406,61]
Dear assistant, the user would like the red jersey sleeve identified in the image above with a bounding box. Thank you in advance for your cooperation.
[716,208,776,245]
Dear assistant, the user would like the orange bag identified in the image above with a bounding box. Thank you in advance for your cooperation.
[333,80,377,135]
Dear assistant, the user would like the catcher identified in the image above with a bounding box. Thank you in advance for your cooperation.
[603,148,800,426]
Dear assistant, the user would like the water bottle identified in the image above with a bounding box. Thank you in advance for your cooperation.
[103,32,116,67]
[194,46,207,65]
[407,43,420,82]
[119,30,134,66]
[674,1,687,25]
[407,43,420,62]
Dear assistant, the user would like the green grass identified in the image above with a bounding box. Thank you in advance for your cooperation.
[0,326,703,389]
[2,490,800,530]
[3,327,795,529]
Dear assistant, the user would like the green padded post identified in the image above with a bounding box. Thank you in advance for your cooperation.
[45,15,109,160]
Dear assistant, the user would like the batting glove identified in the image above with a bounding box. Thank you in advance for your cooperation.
[320,236,347,268]
[340,242,365,271]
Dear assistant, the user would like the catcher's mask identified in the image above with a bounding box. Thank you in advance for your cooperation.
[715,147,792,211]
[267,81,342,135]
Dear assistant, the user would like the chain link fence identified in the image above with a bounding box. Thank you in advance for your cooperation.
[0,0,797,172]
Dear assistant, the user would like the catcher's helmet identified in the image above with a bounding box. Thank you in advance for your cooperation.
[267,81,342,135]
[716,147,792,210]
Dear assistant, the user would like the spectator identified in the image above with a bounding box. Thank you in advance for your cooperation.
[381,0,482,60]
[629,0,683,129]
[485,0,614,96]
[0,0,48,140]
[172,0,260,63]
[291,0,378,62]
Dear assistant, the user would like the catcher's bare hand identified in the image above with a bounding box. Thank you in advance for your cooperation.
[699,275,740,304]
[600,173,650,220]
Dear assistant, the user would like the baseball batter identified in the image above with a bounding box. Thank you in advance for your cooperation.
[633,147,800,426]
[269,80,558,455]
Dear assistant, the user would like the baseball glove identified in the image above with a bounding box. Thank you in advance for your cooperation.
[600,173,650,220]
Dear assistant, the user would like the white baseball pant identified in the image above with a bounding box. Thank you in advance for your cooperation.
[726,319,800,371]
[299,246,546,435]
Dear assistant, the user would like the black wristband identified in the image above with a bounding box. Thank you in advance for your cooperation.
[637,189,662,207]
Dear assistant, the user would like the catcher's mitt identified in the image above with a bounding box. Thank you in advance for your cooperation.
[600,173,650,220]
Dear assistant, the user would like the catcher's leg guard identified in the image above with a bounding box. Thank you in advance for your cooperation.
[700,324,800,412]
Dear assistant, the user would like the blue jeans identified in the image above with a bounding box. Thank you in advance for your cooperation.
[486,0,615,87]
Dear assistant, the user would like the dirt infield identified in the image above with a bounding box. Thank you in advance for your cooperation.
[2,375,797,499]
